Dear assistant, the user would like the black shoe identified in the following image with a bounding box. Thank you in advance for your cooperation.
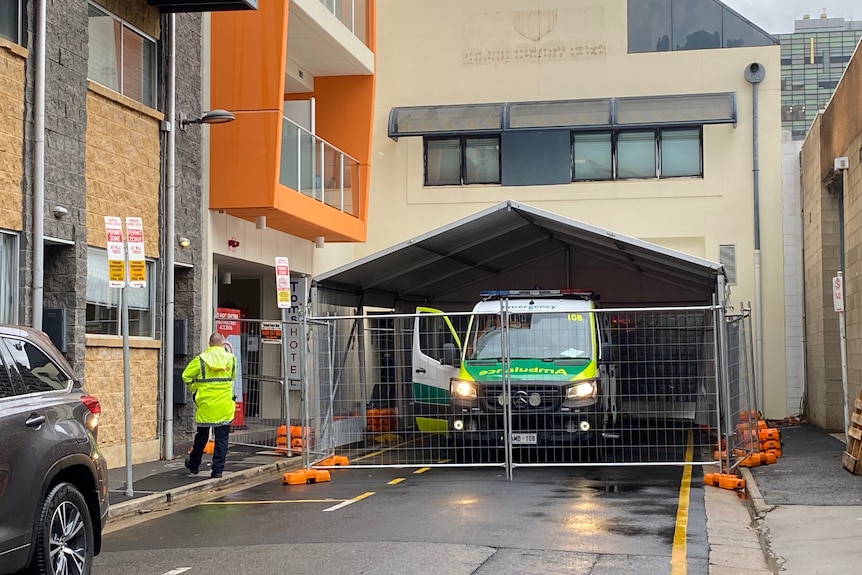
[184,458,199,475]
[211,471,223,479]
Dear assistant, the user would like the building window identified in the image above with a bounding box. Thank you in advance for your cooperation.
[627,0,775,53]
[0,232,18,324]
[660,128,702,177]
[573,133,613,181]
[0,0,20,43]
[575,128,702,181]
[781,104,806,122]
[85,248,156,337]
[424,137,500,186]
[87,3,157,108]
[617,131,657,179]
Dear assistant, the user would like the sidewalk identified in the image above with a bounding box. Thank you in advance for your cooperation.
[106,444,303,523]
[741,424,862,575]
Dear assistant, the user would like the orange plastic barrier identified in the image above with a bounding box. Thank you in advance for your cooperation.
[283,469,331,485]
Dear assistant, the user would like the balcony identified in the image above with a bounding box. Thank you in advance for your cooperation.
[147,0,257,13]
[280,117,359,217]
[317,0,368,45]
[209,0,374,243]
[285,0,374,93]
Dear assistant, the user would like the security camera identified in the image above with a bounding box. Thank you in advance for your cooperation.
[52,206,69,218]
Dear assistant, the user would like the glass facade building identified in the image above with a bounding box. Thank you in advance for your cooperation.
[778,15,862,140]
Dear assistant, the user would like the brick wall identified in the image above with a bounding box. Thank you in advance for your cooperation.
[85,90,162,257]
[84,344,159,453]
[802,116,846,431]
[0,42,24,232]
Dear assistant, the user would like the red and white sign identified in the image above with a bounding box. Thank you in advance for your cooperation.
[104,216,125,287]
[833,275,845,312]
[125,217,146,288]
[215,308,241,337]
[275,256,291,309]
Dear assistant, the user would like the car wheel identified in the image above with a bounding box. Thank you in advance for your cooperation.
[31,482,94,575]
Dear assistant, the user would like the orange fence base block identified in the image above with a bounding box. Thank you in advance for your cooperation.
[316,455,349,467]
[283,469,332,485]
[738,453,764,467]
[759,428,781,442]
[704,472,746,490]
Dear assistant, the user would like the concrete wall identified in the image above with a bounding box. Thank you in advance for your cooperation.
[316,0,790,418]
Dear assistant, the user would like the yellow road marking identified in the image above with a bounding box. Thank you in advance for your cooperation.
[350,435,426,462]
[323,491,375,512]
[202,498,345,506]
[388,478,406,485]
[670,430,694,575]
[414,467,431,474]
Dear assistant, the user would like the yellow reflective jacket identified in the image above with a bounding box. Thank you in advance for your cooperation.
[182,345,237,426]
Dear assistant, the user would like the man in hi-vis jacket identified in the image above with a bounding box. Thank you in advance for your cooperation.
[182,332,237,478]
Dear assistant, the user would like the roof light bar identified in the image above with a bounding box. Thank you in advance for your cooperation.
[479,289,597,300]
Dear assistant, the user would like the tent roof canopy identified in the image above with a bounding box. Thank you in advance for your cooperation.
[313,200,724,311]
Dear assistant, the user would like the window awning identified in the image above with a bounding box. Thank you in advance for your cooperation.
[388,93,736,139]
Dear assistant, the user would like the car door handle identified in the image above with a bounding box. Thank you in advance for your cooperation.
[25,414,46,428]
[415,368,426,374]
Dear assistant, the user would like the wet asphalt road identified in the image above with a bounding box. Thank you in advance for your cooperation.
[94,464,709,575]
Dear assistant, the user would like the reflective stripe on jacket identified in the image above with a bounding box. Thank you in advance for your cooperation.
[181,345,237,426]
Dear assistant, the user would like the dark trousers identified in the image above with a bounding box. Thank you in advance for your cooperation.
[188,424,230,474]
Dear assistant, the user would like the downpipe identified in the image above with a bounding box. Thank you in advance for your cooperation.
[745,63,765,415]
[32,0,46,328]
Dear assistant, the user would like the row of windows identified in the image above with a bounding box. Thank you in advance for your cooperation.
[424,128,702,186]
[87,3,157,108]
[0,2,157,109]
[0,234,155,338]
[627,0,774,53]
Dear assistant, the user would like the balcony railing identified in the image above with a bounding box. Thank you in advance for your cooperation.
[280,116,359,217]
[318,0,367,45]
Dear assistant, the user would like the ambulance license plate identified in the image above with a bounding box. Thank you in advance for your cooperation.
[511,433,537,445]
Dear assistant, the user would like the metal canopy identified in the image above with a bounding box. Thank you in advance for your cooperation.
[313,200,724,311]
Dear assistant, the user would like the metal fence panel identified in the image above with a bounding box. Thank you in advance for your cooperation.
[303,302,753,474]
[222,318,290,454]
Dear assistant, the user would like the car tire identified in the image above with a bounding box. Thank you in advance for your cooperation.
[31,482,94,575]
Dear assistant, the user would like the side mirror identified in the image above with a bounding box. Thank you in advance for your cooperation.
[600,342,614,362]
[442,342,460,366]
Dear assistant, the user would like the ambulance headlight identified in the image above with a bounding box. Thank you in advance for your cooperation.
[567,381,597,400]
[451,379,478,399]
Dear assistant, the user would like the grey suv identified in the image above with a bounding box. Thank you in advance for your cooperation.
[0,325,109,575]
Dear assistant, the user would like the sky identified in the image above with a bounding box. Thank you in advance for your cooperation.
[721,0,859,34]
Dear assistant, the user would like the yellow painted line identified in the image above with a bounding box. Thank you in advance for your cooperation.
[388,478,406,485]
[323,491,375,512]
[202,498,345,506]
[670,430,694,575]
[350,435,425,463]
[414,467,431,474]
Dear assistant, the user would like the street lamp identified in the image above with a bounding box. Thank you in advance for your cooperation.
[179,109,235,131]
[164,17,236,461]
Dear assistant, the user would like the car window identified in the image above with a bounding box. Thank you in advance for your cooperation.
[2,337,70,393]
[0,353,16,398]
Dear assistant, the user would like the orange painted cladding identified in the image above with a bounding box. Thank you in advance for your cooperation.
[211,0,287,112]
[209,0,375,243]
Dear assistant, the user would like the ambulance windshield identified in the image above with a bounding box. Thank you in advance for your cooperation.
[467,312,592,360]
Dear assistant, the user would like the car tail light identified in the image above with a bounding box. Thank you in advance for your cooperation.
[81,394,101,414]
[82,394,101,431]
